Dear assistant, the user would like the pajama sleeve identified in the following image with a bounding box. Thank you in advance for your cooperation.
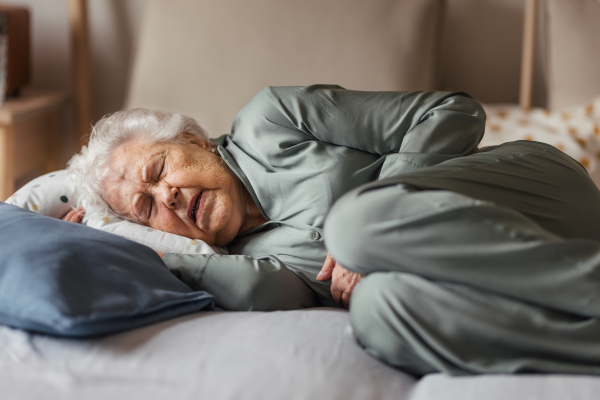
[233,85,486,177]
[162,253,318,311]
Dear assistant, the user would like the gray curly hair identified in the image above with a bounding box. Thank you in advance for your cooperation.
[67,108,209,217]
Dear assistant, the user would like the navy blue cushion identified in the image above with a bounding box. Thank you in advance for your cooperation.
[0,202,216,337]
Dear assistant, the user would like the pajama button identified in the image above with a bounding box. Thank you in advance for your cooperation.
[309,230,321,240]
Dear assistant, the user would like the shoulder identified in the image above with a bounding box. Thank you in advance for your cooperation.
[229,87,276,138]
[232,85,347,128]
[228,87,309,151]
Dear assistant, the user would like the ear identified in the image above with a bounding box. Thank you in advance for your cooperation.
[179,132,212,150]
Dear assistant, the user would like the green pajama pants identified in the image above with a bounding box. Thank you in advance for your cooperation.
[324,141,600,376]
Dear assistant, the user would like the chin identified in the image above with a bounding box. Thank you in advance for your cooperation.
[211,228,237,247]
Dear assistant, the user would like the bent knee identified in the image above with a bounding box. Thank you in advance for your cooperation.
[323,188,371,269]
[324,186,482,272]
[350,273,438,376]
[323,184,415,270]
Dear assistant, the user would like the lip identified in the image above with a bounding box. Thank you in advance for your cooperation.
[187,191,202,222]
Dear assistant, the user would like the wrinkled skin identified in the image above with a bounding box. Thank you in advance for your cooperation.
[98,133,266,247]
[317,253,364,308]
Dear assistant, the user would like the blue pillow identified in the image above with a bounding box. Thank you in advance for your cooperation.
[0,202,216,337]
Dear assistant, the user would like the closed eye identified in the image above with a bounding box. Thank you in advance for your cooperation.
[156,154,167,182]
[140,196,152,221]
[147,198,153,220]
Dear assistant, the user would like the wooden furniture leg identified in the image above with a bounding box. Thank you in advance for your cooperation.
[69,0,93,150]
[519,0,538,110]
[0,125,15,201]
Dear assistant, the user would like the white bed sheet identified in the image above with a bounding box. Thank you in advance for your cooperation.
[0,309,416,400]
[4,308,600,400]
[413,374,600,400]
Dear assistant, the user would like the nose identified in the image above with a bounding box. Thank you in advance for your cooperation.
[156,183,180,210]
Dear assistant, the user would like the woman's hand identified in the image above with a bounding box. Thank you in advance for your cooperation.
[62,206,86,223]
[317,252,364,308]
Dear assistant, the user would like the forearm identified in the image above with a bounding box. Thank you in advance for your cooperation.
[163,253,318,311]
[378,92,486,178]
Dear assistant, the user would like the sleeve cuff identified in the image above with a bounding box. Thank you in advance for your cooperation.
[162,253,213,291]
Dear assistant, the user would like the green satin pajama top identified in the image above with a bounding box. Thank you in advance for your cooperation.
[163,85,486,310]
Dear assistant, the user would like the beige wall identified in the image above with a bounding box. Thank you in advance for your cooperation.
[440,0,546,107]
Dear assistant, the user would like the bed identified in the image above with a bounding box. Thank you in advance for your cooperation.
[2,1,600,399]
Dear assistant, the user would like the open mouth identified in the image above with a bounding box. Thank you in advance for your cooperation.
[189,191,203,222]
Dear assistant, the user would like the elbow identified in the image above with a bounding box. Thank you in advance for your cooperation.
[459,94,487,144]
[471,100,487,143]
[443,93,486,152]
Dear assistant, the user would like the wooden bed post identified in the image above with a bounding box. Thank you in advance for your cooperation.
[519,0,538,110]
[68,0,93,150]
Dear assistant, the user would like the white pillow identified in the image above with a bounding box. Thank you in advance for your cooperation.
[5,171,226,255]
[481,95,600,186]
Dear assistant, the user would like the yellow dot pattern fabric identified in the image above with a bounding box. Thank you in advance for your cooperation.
[482,95,600,187]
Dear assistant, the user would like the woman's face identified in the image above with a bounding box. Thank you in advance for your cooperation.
[102,133,247,246]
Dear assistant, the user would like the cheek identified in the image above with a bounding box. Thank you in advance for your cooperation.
[152,208,186,232]
[180,152,229,188]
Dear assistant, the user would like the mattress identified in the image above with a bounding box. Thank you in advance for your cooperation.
[0,309,416,400]
[2,308,600,400]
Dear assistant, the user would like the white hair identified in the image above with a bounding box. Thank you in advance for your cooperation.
[67,108,209,218]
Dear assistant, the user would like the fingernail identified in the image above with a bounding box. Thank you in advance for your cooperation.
[316,272,324,280]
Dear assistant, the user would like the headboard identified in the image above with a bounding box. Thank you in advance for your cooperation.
[67,0,600,147]
[124,0,444,137]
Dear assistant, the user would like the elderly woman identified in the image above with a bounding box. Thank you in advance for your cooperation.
[67,85,600,376]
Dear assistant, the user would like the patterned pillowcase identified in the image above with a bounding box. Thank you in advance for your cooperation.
[481,95,600,187]
[5,171,226,255]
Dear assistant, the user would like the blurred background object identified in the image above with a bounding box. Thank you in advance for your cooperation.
[0,5,31,106]
[0,5,31,99]
[0,0,597,166]
[0,10,7,106]
[1,0,143,164]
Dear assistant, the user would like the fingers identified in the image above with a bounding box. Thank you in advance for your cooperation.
[62,210,76,221]
[341,291,351,309]
[330,278,343,304]
[62,206,86,223]
[156,251,165,259]
[330,264,365,308]
[316,252,336,281]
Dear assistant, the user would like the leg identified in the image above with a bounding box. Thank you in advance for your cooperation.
[351,272,600,376]
[325,188,600,317]
[326,191,600,374]
[379,141,600,242]
[323,142,600,374]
